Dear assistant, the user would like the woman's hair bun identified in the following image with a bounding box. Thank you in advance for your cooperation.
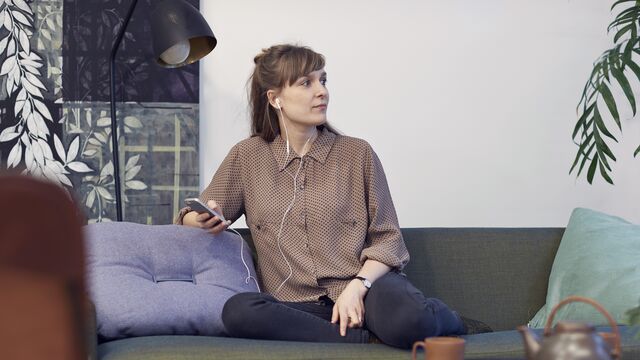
[254,48,269,64]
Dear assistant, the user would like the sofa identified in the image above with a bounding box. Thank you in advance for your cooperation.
[93,227,640,360]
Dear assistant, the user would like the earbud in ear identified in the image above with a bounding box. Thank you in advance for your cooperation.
[275,98,281,109]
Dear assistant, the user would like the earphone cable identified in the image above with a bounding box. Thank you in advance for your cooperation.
[227,227,261,292]
[272,101,315,295]
[274,157,304,295]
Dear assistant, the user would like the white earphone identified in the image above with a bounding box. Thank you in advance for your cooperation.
[275,97,291,156]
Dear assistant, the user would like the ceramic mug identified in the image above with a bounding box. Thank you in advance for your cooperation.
[411,336,465,360]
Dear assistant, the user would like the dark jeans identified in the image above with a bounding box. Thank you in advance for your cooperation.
[221,272,464,349]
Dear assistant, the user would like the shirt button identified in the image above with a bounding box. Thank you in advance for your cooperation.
[299,184,305,190]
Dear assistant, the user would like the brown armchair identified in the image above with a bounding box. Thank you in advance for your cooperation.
[0,175,95,360]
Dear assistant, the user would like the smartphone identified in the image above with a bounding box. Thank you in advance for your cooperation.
[184,198,226,222]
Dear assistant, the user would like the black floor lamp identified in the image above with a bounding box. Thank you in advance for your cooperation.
[109,0,217,221]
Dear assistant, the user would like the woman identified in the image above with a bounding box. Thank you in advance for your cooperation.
[176,44,490,348]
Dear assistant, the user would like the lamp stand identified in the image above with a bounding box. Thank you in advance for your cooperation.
[109,0,139,221]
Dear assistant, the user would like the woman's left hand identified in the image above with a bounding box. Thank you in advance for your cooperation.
[331,279,369,336]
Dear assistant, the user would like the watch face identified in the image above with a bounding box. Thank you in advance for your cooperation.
[356,276,371,289]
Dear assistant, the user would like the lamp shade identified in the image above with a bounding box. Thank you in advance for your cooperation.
[150,0,217,68]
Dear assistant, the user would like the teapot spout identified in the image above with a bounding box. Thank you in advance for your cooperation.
[517,325,541,360]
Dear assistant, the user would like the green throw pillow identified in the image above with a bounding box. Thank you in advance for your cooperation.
[529,207,640,328]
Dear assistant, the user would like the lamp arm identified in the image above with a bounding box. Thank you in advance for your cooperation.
[109,0,139,221]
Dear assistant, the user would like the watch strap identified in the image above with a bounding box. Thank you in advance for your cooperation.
[355,276,371,289]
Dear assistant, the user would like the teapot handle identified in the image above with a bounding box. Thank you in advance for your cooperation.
[544,295,621,359]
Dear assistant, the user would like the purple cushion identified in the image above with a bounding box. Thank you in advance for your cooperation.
[84,222,259,341]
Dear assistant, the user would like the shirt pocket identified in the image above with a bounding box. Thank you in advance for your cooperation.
[335,218,368,260]
[340,218,367,232]
[341,219,359,228]
[248,218,281,247]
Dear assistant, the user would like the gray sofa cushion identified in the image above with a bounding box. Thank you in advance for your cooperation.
[85,223,259,341]
[235,227,566,332]
[401,228,564,331]
[96,326,639,359]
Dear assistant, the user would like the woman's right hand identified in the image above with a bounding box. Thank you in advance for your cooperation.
[185,200,230,235]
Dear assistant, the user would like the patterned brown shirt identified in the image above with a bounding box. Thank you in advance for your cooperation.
[176,128,409,302]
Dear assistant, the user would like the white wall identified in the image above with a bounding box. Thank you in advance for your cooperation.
[199,0,640,227]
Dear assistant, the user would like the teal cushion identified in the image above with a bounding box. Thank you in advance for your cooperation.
[530,208,640,328]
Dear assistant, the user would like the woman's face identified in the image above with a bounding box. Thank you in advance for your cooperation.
[276,69,329,128]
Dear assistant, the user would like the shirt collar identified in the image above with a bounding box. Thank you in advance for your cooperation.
[270,127,336,171]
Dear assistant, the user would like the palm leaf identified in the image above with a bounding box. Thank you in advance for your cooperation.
[598,160,614,184]
[602,58,611,81]
[611,44,624,67]
[598,82,621,130]
[576,142,596,178]
[612,0,638,11]
[578,63,602,109]
[587,155,599,184]
[570,136,591,174]
[608,7,639,30]
[573,1,640,184]
[624,56,640,82]
[570,131,595,175]
[614,24,633,43]
[623,36,636,63]
[611,65,635,115]
[573,103,595,139]
[593,106,618,143]
[593,128,613,171]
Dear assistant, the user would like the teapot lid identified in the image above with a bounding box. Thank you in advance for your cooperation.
[555,321,595,333]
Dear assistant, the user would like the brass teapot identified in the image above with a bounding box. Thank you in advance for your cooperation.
[518,296,621,360]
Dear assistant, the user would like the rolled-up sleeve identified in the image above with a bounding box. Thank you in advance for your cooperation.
[359,145,410,270]
[174,144,245,224]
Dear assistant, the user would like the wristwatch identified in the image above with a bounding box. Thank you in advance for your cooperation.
[355,276,372,289]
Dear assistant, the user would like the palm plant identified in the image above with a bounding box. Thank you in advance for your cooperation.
[571,0,640,184]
